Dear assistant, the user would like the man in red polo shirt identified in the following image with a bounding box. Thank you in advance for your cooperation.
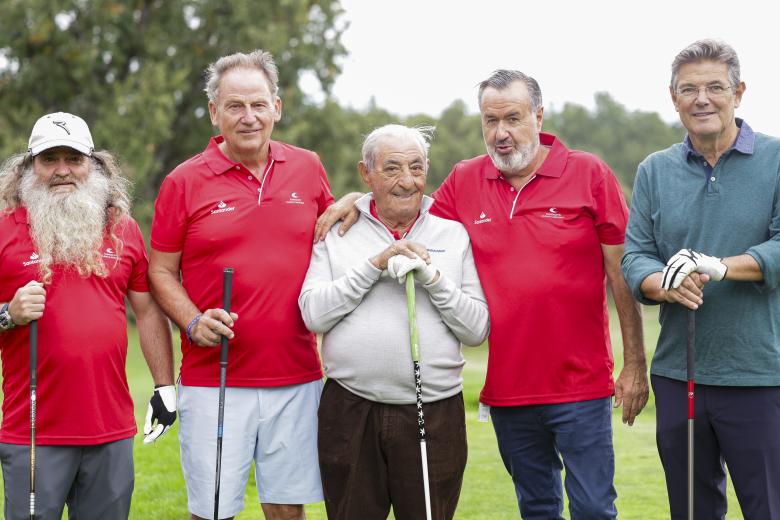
[149,50,333,520]
[0,112,175,519]
[317,70,647,518]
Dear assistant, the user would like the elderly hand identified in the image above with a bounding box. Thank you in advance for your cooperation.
[662,249,727,290]
[369,240,431,271]
[8,280,46,325]
[188,308,238,347]
[314,192,363,242]
[387,254,439,285]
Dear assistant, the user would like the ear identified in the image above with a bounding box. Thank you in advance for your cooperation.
[733,81,746,108]
[535,106,544,131]
[208,100,218,126]
[669,85,681,113]
[358,161,371,187]
[273,96,283,123]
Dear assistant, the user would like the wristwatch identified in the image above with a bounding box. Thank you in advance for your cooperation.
[0,303,16,331]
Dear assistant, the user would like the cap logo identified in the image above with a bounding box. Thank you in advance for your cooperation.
[52,121,71,135]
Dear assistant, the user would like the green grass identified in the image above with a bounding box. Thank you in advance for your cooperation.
[1,307,747,518]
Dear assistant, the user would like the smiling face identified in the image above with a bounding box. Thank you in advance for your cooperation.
[208,67,282,161]
[671,60,745,144]
[32,146,91,194]
[359,135,427,227]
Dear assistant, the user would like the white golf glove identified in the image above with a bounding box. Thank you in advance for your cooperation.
[143,385,177,444]
[661,249,728,290]
[387,254,438,285]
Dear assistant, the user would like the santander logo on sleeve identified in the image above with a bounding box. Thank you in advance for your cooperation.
[22,252,41,267]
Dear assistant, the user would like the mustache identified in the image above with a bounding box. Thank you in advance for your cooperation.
[49,175,80,187]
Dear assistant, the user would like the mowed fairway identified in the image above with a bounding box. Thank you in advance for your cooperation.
[0,306,745,518]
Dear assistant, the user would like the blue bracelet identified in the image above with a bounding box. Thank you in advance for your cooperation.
[185,314,202,343]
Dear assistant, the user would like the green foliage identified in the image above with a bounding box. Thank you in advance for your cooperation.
[0,0,347,228]
[545,93,685,192]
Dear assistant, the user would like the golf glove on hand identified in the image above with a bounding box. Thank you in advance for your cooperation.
[143,385,177,444]
[387,254,438,285]
[661,249,728,290]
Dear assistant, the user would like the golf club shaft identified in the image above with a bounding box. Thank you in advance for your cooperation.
[214,268,234,520]
[30,320,37,520]
[405,274,432,520]
[687,310,695,520]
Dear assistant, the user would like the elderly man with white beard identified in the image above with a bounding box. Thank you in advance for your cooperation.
[0,112,175,520]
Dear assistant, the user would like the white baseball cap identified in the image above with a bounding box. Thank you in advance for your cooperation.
[28,112,94,156]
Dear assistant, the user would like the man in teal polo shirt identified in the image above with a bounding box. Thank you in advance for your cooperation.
[622,39,780,519]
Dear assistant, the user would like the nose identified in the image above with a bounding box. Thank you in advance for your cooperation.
[694,87,711,105]
[495,120,510,141]
[52,158,72,175]
[397,166,416,188]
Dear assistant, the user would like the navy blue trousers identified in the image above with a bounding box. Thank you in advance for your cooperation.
[491,397,617,519]
[653,375,780,519]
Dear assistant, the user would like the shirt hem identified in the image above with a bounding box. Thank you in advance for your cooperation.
[0,428,136,446]
[181,370,324,388]
[479,388,614,407]
[651,368,780,387]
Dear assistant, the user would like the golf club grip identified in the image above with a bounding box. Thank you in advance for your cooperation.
[220,268,234,364]
[30,321,37,385]
[686,310,695,380]
[405,274,420,362]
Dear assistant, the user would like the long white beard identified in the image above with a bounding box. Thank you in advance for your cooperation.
[19,166,111,281]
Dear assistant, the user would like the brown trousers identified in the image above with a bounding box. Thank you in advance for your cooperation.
[317,379,468,520]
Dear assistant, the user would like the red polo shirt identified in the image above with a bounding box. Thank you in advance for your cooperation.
[431,133,628,406]
[0,209,148,445]
[151,137,333,387]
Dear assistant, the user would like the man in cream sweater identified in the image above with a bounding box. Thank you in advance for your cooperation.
[299,124,489,520]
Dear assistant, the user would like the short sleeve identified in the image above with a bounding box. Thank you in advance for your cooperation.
[430,164,461,222]
[126,219,150,292]
[593,166,629,245]
[316,159,335,216]
[150,175,188,252]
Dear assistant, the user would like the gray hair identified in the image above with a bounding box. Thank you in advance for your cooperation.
[478,70,543,112]
[671,39,741,89]
[204,49,279,102]
[361,124,435,172]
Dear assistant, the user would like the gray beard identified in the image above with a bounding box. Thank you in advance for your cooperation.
[487,138,539,175]
[19,167,110,275]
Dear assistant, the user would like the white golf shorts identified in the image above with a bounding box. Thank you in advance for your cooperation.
[178,380,324,518]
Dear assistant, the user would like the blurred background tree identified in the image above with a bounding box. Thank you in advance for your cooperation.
[0,0,683,233]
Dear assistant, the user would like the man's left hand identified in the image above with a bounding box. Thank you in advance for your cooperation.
[662,249,727,289]
[614,363,649,426]
[143,385,177,444]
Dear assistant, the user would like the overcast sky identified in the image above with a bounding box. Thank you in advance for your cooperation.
[322,0,779,137]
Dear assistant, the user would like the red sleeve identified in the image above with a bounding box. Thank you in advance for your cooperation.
[150,175,188,252]
[593,165,629,245]
[127,218,150,292]
[316,160,334,216]
[430,165,460,221]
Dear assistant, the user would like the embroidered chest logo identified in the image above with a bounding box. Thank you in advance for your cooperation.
[542,207,564,219]
[102,247,120,260]
[474,211,492,225]
[286,192,304,205]
[23,252,41,267]
[210,200,236,215]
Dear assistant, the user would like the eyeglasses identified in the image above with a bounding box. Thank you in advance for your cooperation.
[676,84,733,99]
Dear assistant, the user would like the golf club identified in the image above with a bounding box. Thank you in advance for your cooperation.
[405,273,433,520]
[29,319,38,520]
[687,309,695,520]
[214,267,234,520]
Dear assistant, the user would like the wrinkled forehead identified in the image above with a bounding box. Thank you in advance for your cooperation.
[374,136,426,163]
[34,146,88,161]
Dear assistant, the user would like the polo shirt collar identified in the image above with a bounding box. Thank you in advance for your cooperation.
[483,132,568,180]
[202,135,287,175]
[682,118,754,160]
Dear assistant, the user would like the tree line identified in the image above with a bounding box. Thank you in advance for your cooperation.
[0,1,684,233]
